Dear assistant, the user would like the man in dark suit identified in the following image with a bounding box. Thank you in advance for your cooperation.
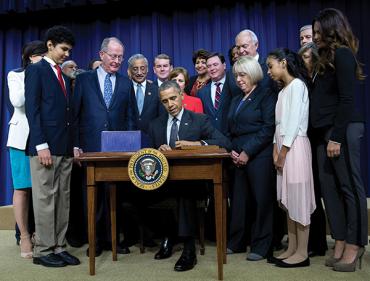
[120,53,165,248]
[127,53,164,134]
[25,25,80,267]
[152,53,173,87]
[73,37,133,256]
[148,80,230,272]
[197,52,233,136]
[235,29,274,90]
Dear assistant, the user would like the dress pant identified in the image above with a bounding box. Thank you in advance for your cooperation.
[316,123,368,246]
[307,134,328,253]
[228,156,274,256]
[30,156,73,257]
[66,164,87,244]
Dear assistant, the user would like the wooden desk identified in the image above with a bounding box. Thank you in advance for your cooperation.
[78,149,229,280]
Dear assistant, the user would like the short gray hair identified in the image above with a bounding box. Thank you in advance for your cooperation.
[233,56,263,85]
[127,54,148,68]
[158,80,181,96]
[100,37,124,52]
[236,29,259,44]
[61,60,76,69]
[299,25,312,33]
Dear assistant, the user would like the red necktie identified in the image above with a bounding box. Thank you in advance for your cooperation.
[214,82,221,109]
[54,65,67,97]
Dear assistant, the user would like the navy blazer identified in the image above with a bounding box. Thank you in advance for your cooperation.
[197,75,234,135]
[227,84,276,159]
[130,80,165,134]
[25,59,74,156]
[73,69,134,152]
[148,109,231,150]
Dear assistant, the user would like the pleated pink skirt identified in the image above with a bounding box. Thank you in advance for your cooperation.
[276,125,316,226]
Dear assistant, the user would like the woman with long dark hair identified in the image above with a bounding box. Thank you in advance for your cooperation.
[310,8,367,272]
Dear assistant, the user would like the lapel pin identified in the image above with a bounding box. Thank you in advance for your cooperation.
[148,92,151,96]
[184,123,188,126]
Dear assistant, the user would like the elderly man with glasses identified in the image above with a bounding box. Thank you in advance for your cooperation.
[73,37,134,257]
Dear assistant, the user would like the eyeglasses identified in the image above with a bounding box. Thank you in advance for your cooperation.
[104,51,124,62]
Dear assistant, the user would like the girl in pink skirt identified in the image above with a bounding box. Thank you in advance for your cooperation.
[267,48,316,268]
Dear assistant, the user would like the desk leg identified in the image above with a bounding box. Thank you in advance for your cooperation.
[214,183,224,280]
[88,184,97,275]
[110,183,117,261]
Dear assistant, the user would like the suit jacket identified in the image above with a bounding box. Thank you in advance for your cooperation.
[130,80,165,134]
[73,69,134,152]
[148,109,231,150]
[197,75,233,135]
[227,84,276,159]
[7,69,29,150]
[25,59,74,156]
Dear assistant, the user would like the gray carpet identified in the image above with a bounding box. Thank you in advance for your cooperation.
[0,230,369,281]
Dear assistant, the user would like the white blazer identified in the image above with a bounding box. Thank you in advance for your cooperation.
[6,70,30,150]
[274,78,309,147]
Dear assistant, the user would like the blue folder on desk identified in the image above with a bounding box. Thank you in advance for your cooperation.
[101,131,150,152]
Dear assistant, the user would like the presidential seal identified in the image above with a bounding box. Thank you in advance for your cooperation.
[128,148,169,190]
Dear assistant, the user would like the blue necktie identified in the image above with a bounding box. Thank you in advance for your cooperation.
[104,73,113,107]
[169,117,178,148]
[136,83,144,114]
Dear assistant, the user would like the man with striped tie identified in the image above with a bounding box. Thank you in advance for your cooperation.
[197,52,233,136]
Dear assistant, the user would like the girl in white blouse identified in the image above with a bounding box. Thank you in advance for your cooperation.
[266,48,316,268]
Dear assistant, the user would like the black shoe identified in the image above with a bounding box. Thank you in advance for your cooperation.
[56,251,80,265]
[308,250,326,257]
[154,238,173,260]
[117,245,131,254]
[67,237,85,248]
[33,253,67,267]
[86,244,103,257]
[174,250,197,272]
[267,256,285,264]
[275,258,310,268]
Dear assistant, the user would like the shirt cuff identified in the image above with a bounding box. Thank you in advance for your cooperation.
[200,140,208,146]
[36,143,49,151]
[329,140,341,145]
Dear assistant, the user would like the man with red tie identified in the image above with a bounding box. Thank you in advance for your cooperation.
[25,26,80,267]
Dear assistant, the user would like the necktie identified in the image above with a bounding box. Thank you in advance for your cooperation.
[169,117,178,149]
[214,82,222,110]
[136,83,144,114]
[104,73,113,107]
[54,65,67,97]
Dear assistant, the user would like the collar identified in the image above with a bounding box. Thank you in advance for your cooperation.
[212,75,226,87]
[133,80,147,88]
[43,56,57,67]
[97,66,116,77]
[168,107,184,122]
[254,53,260,62]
